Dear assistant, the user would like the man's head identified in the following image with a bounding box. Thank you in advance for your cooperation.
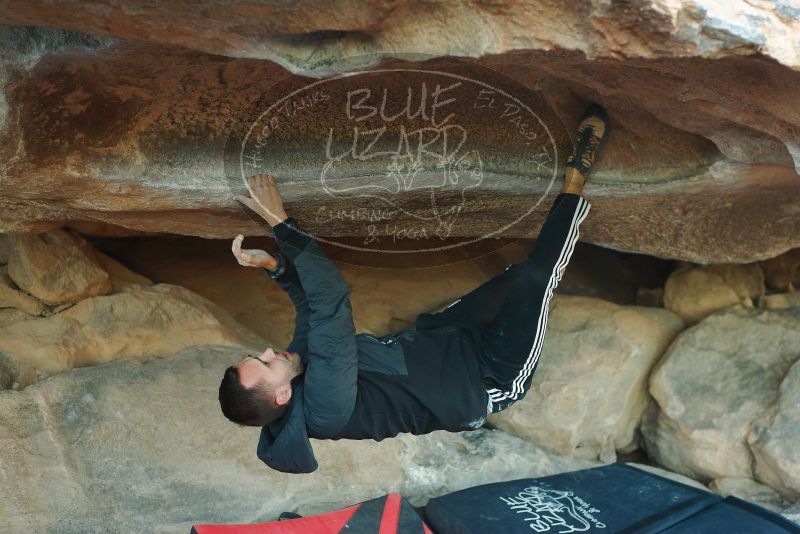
[218,347,305,427]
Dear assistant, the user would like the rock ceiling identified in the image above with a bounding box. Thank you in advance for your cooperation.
[1,1,799,262]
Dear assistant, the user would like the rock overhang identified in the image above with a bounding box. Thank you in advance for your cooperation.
[0,2,798,263]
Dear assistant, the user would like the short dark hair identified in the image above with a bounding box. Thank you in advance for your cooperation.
[218,366,287,426]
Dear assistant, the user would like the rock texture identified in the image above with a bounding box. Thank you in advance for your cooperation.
[6,229,112,305]
[643,307,800,487]
[760,292,800,310]
[92,250,153,292]
[0,308,33,328]
[488,295,683,462]
[0,266,45,316]
[0,284,265,388]
[663,263,764,324]
[0,345,594,533]
[0,234,8,263]
[0,21,798,262]
[2,0,800,72]
[1,5,800,525]
[749,359,800,500]
[0,362,12,389]
[761,248,800,292]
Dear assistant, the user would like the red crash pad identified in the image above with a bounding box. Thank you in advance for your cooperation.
[191,493,433,534]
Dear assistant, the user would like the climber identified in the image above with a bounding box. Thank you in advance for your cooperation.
[219,105,609,473]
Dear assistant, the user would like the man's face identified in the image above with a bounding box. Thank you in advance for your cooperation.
[235,347,304,405]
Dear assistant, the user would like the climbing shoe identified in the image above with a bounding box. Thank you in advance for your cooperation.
[566,104,609,178]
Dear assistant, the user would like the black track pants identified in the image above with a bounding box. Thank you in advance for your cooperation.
[427,193,591,413]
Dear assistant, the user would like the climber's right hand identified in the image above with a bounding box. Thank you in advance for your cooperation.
[234,174,288,228]
[232,234,278,270]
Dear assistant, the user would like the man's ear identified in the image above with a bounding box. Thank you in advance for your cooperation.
[274,383,292,406]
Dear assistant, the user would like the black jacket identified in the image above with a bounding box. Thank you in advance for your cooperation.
[257,218,489,474]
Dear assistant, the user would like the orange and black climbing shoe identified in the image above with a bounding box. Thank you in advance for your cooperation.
[566,104,609,178]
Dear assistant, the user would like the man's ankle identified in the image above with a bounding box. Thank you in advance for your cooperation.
[561,168,585,195]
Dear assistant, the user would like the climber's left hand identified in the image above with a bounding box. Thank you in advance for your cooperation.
[231,234,278,270]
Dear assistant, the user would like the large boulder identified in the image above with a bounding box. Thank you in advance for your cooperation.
[761,248,800,292]
[663,264,764,324]
[0,345,594,533]
[1,25,799,263]
[488,295,684,461]
[2,0,799,72]
[707,264,766,303]
[0,308,33,328]
[643,307,800,483]
[0,284,266,388]
[0,266,45,316]
[6,229,112,305]
[91,250,153,293]
[748,359,800,500]
[760,292,800,310]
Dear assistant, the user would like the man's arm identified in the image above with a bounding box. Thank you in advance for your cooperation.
[237,174,358,436]
[231,234,311,357]
[264,251,311,357]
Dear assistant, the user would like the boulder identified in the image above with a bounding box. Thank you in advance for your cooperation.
[0,266,45,315]
[760,292,800,310]
[0,284,266,388]
[91,250,153,292]
[2,0,800,72]
[0,308,33,327]
[488,295,684,461]
[0,27,799,263]
[0,345,594,533]
[0,362,12,389]
[67,221,162,238]
[748,360,800,500]
[707,264,766,303]
[709,477,787,511]
[643,307,800,482]
[663,264,764,324]
[0,234,8,264]
[6,229,112,305]
[761,248,800,292]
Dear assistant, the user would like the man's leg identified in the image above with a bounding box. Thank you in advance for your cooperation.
[479,104,608,413]
[414,258,528,332]
[416,103,609,332]
[480,193,590,411]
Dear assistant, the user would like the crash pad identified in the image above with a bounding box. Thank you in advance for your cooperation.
[191,493,432,534]
[424,463,799,533]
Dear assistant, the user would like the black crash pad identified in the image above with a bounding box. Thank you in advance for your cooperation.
[424,463,800,534]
